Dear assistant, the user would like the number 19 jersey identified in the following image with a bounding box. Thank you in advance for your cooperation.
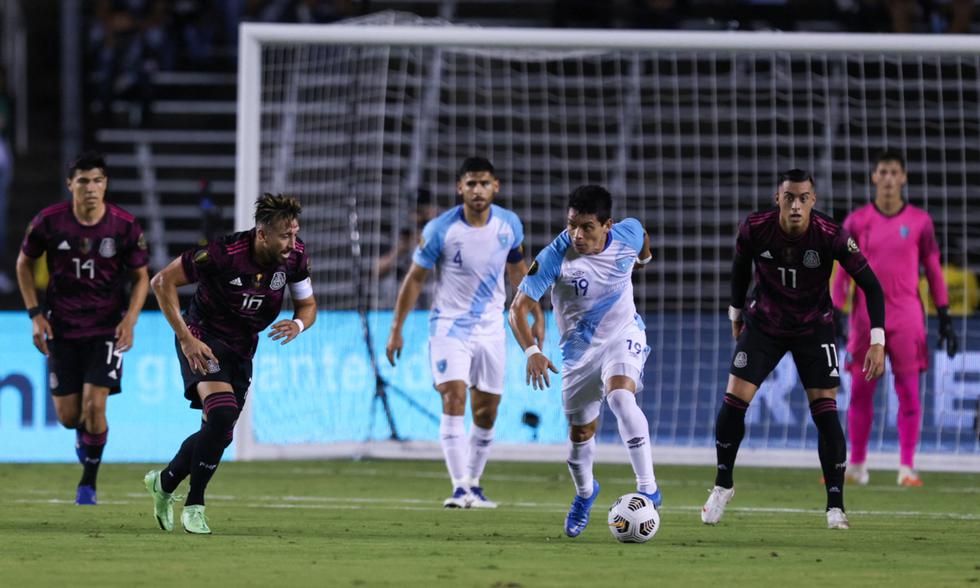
[518,218,646,370]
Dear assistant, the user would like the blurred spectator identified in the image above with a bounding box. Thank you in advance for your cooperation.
[374,188,438,306]
[89,0,171,127]
[839,0,974,32]
[0,65,13,293]
[171,0,218,66]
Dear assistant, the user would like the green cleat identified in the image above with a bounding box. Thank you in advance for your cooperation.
[143,470,179,532]
[181,505,212,535]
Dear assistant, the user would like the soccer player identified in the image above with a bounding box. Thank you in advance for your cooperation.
[385,157,543,509]
[15,151,150,505]
[143,194,316,534]
[509,185,661,538]
[702,169,886,530]
[831,151,958,487]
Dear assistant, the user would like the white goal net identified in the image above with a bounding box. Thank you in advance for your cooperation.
[235,12,980,469]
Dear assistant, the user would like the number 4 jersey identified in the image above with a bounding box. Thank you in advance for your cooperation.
[519,218,646,370]
[21,202,149,339]
[180,229,311,359]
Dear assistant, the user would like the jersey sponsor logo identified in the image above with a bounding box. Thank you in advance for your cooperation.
[436,359,447,373]
[847,237,860,253]
[57,240,71,250]
[229,277,243,286]
[803,249,820,268]
[760,250,773,259]
[900,225,909,239]
[733,351,748,369]
[79,238,92,255]
[99,237,116,258]
[527,260,539,276]
[270,271,286,290]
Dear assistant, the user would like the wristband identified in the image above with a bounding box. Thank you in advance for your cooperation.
[870,327,885,346]
[524,345,541,359]
[27,306,42,319]
[728,306,742,321]
[636,255,652,266]
[292,318,305,333]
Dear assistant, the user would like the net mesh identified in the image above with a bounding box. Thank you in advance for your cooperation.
[247,13,979,456]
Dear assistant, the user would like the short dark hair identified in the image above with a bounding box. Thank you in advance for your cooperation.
[67,151,107,179]
[567,185,612,223]
[255,193,302,227]
[778,168,815,189]
[415,187,433,206]
[457,157,495,180]
[874,149,906,171]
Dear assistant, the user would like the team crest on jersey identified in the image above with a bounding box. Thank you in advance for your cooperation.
[615,256,634,272]
[99,237,116,258]
[733,352,748,369]
[803,249,820,268]
[270,271,286,290]
[436,359,447,373]
[498,233,509,248]
[79,238,92,255]
[847,237,860,253]
[900,225,909,239]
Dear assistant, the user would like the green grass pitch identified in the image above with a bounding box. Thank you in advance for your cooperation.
[1,460,977,587]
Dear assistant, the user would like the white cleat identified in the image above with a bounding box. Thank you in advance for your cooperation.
[701,486,735,525]
[467,486,497,509]
[827,507,850,530]
[443,487,471,508]
[845,462,869,486]
[897,466,923,487]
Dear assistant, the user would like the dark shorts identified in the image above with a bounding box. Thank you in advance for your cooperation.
[47,335,123,396]
[729,322,841,390]
[176,334,252,410]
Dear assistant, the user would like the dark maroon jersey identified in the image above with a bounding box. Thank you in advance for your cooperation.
[21,202,149,339]
[736,208,869,338]
[180,229,311,359]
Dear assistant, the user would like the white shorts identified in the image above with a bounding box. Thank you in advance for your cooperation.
[562,324,650,426]
[428,335,505,394]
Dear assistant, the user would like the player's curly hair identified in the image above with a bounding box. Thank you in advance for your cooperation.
[254,193,302,227]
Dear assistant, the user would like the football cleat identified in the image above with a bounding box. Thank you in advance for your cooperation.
[641,488,663,510]
[144,470,180,531]
[443,487,471,509]
[897,466,923,487]
[564,480,600,537]
[845,462,870,485]
[467,486,497,509]
[701,486,734,525]
[826,507,850,529]
[75,484,97,506]
[181,505,212,534]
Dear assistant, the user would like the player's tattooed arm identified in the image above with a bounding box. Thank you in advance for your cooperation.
[509,290,557,390]
[115,266,150,353]
[15,250,54,356]
[507,259,545,348]
[151,257,219,376]
[269,293,317,345]
[386,262,430,366]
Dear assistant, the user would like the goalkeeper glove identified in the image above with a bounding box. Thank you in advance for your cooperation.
[936,306,959,359]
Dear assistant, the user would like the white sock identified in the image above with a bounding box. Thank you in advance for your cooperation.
[606,388,658,494]
[466,425,494,487]
[439,414,467,489]
[567,437,596,498]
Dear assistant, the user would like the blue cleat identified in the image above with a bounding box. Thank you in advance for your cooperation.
[76,485,97,505]
[564,480,600,537]
[641,488,663,510]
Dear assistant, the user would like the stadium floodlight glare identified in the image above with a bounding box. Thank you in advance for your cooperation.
[235,13,978,469]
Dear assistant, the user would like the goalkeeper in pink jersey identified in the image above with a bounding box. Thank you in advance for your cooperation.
[831,150,959,488]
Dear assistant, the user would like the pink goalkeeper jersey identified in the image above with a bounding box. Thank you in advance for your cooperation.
[831,202,948,333]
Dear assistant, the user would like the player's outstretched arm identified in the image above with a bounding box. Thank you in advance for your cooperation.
[851,265,886,380]
[506,259,545,348]
[115,266,150,353]
[15,250,53,356]
[151,257,218,376]
[385,263,429,366]
[269,294,317,345]
[508,290,557,390]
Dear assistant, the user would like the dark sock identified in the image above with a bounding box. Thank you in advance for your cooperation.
[810,397,846,511]
[714,393,749,489]
[186,393,239,506]
[161,423,204,494]
[78,426,108,488]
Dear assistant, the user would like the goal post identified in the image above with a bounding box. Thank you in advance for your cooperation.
[235,15,980,471]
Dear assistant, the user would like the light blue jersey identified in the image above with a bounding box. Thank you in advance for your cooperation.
[413,204,524,340]
[519,218,646,368]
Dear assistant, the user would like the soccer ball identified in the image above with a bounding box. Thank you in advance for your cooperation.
[607,493,660,543]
